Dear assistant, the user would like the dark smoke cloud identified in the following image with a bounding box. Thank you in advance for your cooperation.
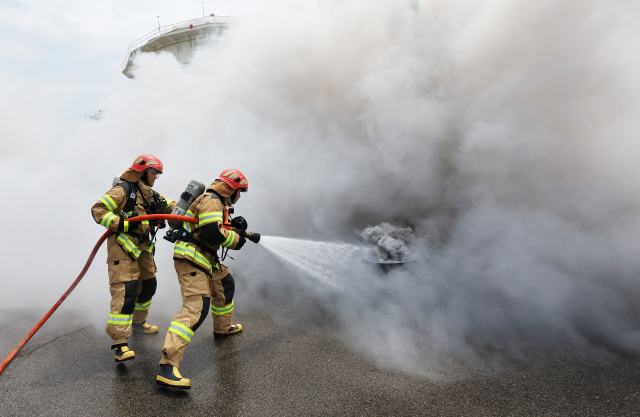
[360,223,417,262]
[2,0,640,375]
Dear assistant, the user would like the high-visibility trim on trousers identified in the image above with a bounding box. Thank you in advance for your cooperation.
[211,300,234,315]
[108,313,133,325]
[168,321,194,342]
[135,300,152,311]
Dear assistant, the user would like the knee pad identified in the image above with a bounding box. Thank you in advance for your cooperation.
[137,277,157,303]
[221,274,235,305]
[191,296,211,333]
[121,280,139,315]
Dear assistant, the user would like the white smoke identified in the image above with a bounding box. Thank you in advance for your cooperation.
[2,0,640,375]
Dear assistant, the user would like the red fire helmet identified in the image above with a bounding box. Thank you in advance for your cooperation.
[130,154,163,173]
[218,168,248,191]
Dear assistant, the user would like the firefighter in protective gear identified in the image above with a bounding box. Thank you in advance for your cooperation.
[91,155,176,362]
[156,168,248,389]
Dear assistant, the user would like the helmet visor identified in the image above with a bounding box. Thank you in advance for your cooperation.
[146,168,162,179]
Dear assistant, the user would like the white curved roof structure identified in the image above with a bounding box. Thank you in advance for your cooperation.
[122,15,239,78]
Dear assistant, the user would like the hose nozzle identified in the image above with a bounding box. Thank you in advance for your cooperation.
[246,232,261,244]
[234,228,260,244]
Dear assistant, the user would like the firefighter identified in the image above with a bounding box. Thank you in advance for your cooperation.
[156,168,248,389]
[91,154,176,362]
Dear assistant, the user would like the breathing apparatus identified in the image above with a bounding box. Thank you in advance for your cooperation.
[163,179,207,242]
[163,180,260,245]
[112,175,168,222]
[168,180,207,229]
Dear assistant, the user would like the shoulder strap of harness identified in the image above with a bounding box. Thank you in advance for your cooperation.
[209,190,221,201]
[114,181,138,213]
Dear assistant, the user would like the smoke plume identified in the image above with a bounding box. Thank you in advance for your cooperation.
[2,0,640,375]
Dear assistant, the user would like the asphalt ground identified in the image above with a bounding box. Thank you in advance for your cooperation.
[1,306,640,416]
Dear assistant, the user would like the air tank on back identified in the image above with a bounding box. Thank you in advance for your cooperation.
[168,179,206,230]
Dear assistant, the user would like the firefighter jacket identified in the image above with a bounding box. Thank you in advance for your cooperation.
[173,180,241,275]
[91,180,176,263]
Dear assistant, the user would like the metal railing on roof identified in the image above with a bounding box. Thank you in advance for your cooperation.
[121,15,240,70]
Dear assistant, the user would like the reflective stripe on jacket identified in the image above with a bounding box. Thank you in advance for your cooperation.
[91,181,176,262]
[172,186,239,273]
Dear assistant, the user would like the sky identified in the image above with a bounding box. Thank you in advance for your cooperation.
[0,0,319,118]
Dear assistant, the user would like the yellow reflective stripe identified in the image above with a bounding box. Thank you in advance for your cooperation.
[100,195,117,212]
[117,234,141,258]
[199,212,223,226]
[171,321,195,336]
[211,300,234,315]
[169,327,191,342]
[141,220,149,226]
[174,242,212,272]
[100,213,117,228]
[221,231,235,248]
[147,241,154,253]
[174,241,187,254]
[107,313,132,325]
[193,251,211,269]
[168,321,194,342]
[123,221,129,232]
[135,300,152,310]
[184,210,196,232]
[166,199,175,205]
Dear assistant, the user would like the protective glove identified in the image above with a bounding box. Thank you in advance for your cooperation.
[235,235,247,250]
[117,211,138,233]
[231,216,248,232]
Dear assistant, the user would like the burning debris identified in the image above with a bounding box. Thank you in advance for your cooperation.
[360,222,416,262]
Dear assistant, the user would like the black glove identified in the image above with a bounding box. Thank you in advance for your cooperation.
[117,211,139,233]
[118,214,126,233]
[231,216,248,232]
[235,235,246,250]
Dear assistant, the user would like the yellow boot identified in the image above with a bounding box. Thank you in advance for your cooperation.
[214,324,243,339]
[156,364,191,389]
[112,343,135,362]
[132,321,158,334]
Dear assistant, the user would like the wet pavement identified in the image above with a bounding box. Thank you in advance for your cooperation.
[1,307,640,416]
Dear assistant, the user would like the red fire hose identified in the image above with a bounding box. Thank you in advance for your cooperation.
[0,214,198,375]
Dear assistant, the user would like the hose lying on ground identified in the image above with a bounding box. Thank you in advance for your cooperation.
[0,214,198,375]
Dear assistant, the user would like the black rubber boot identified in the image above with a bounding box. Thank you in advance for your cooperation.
[111,343,135,362]
[156,364,191,389]
[132,321,158,334]
[214,324,243,339]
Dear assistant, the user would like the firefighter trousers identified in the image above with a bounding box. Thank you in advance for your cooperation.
[159,260,235,366]
[105,251,158,345]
